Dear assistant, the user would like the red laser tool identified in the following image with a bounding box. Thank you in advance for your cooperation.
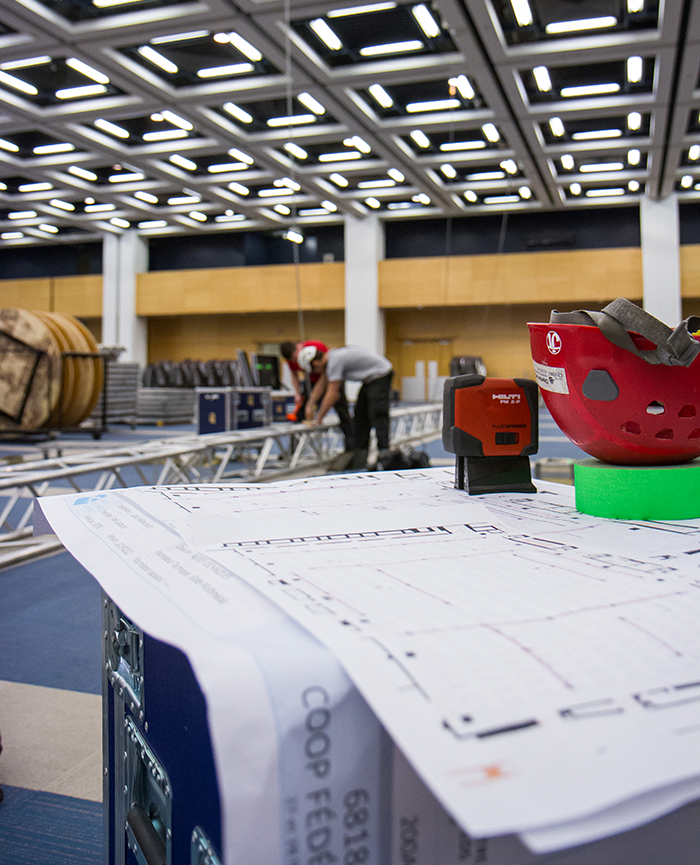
[442,375,539,494]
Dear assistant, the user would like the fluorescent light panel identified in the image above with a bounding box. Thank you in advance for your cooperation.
[545,16,617,34]
[359,41,423,57]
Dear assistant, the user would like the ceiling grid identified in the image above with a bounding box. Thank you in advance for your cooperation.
[0,0,696,245]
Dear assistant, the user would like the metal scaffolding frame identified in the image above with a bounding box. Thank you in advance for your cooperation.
[0,403,443,568]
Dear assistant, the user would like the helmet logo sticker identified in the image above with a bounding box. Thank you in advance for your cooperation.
[546,331,562,355]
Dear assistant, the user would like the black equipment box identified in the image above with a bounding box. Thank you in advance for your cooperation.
[270,390,296,422]
[195,387,272,434]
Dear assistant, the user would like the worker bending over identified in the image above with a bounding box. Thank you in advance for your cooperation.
[298,345,393,460]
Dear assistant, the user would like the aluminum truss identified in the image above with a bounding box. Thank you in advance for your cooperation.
[0,403,443,567]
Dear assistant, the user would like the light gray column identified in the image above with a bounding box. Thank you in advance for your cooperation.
[102,231,148,365]
[640,194,682,326]
[344,214,384,353]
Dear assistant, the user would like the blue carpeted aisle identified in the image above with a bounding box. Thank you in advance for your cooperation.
[0,552,103,865]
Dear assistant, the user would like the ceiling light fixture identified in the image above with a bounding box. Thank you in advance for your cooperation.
[410,130,430,148]
[345,135,372,153]
[484,195,521,204]
[19,181,52,192]
[579,162,625,172]
[413,193,430,205]
[108,172,144,183]
[467,171,504,181]
[151,31,209,44]
[56,84,107,99]
[188,211,207,222]
[95,119,130,139]
[284,143,308,159]
[690,145,700,161]
[388,168,404,182]
[681,175,694,188]
[627,149,641,165]
[628,180,640,191]
[138,220,168,228]
[412,4,440,38]
[569,182,582,195]
[228,182,249,195]
[259,188,294,197]
[560,83,620,97]
[228,33,263,62]
[329,173,349,186]
[358,179,395,188]
[627,111,642,130]
[276,177,301,191]
[321,200,338,211]
[627,0,644,12]
[572,129,622,140]
[440,164,457,178]
[228,147,254,164]
[0,56,50,70]
[66,58,110,84]
[1,232,24,239]
[359,41,423,57]
[328,3,396,16]
[510,0,533,27]
[274,204,291,214]
[299,207,331,216]
[169,195,200,205]
[69,166,97,181]
[561,154,574,170]
[223,103,253,124]
[627,56,643,83]
[545,16,617,34]
[49,199,75,211]
[197,63,254,78]
[284,229,304,244]
[160,110,193,130]
[208,162,247,173]
[440,140,486,151]
[0,71,37,95]
[138,46,178,74]
[406,99,460,113]
[449,75,475,100]
[0,138,19,152]
[585,188,626,197]
[267,114,316,127]
[387,202,412,209]
[482,123,500,142]
[9,211,37,219]
[365,198,381,208]
[298,92,326,115]
[549,117,565,137]
[143,129,188,141]
[135,191,159,203]
[500,159,518,174]
[37,223,59,233]
[85,203,115,212]
[532,66,552,92]
[34,142,75,154]
[519,186,532,199]
[464,190,478,202]
[309,19,343,51]
[368,83,393,108]
[170,154,197,170]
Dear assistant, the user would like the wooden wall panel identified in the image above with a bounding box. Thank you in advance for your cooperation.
[137,262,345,316]
[384,299,641,382]
[681,245,700,297]
[0,278,52,310]
[379,248,642,308]
[147,309,345,363]
[53,275,102,317]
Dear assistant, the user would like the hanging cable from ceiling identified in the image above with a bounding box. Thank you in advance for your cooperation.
[284,0,305,342]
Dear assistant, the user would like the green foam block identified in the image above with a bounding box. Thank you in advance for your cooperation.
[574,458,700,521]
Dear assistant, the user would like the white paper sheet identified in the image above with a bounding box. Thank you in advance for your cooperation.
[37,468,700,854]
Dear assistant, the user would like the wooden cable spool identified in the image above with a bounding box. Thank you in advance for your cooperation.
[0,308,62,431]
[0,308,103,431]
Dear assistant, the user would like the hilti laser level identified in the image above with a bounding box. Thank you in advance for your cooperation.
[442,375,539,495]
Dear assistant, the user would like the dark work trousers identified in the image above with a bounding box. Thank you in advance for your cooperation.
[299,383,355,451]
[354,371,393,450]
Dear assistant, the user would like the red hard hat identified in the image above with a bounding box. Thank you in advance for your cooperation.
[528,298,700,466]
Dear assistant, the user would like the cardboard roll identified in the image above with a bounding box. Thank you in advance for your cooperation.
[0,308,102,431]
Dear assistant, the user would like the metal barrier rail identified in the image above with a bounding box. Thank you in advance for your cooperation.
[0,403,443,568]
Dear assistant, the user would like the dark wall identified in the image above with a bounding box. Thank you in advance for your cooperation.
[0,242,102,278]
[148,225,345,271]
[679,202,700,244]
[384,206,642,258]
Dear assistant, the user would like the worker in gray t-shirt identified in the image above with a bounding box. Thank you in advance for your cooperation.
[298,344,394,454]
